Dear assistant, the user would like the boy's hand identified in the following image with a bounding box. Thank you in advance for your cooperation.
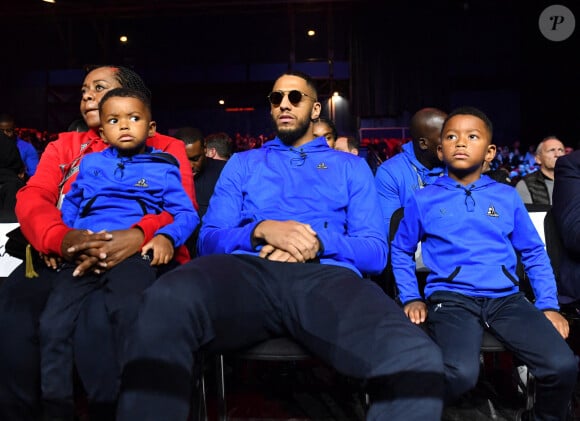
[543,310,570,339]
[403,301,427,324]
[142,235,174,266]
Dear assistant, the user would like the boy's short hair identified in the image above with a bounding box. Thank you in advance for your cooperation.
[312,117,338,140]
[443,106,493,141]
[98,87,152,117]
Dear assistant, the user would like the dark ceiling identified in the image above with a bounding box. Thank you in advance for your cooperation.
[1,0,579,145]
[1,0,360,71]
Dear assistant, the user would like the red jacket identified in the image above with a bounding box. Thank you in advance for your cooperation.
[15,129,197,262]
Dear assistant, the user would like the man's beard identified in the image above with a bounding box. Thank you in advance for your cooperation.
[272,115,311,146]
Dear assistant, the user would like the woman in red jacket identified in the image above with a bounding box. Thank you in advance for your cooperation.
[0,65,196,421]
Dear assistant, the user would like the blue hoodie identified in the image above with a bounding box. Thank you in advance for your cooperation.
[61,146,198,247]
[375,141,444,234]
[198,136,388,277]
[392,175,559,311]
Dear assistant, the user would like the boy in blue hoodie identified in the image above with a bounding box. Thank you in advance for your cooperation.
[392,106,577,420]
[39,87,198,420]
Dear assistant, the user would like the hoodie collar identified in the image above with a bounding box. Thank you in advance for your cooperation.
[103,145,153,158]
[264,136,330,153]
[435,174,496,191]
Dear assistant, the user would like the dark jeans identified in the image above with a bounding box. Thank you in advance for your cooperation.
[427,291,578,421]
[117,254,445,421]
[0,257,157,421]
[39,254,156,418]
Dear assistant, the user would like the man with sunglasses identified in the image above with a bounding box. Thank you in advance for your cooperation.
[117,71,445,421]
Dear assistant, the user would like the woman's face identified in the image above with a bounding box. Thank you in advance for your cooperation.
[79,67,123,129]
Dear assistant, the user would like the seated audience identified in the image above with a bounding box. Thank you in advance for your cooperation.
[552,149,580,308]
[375,107,447,234]
[0,113,38,178]
[335,135,360,156]
[205,131,233,161]
[515,136,565,205]
[0,131,25,220]
[312,116,338,148]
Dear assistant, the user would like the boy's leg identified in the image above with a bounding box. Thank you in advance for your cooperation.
[39,267,99,418]
[101,255,157,365]
[272,261,445,421]
[487,293,578,421]
[74,289,119,418]
[426,291,485,404]
[72,255,157,420]
[117,254,289,421]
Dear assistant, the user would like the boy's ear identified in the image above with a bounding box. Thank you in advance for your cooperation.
[99,127,109,144]
[418,137,428,150]
[486,144,497,162]
[148,121,157,137]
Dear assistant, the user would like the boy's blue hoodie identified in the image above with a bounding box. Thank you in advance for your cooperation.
[392,174,559,311]
[61,146,198,248]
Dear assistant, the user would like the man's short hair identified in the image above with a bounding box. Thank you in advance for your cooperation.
[205,132,233,159]
[174,127,204,146]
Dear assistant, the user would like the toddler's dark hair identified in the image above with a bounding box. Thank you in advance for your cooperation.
[98,87,151,116]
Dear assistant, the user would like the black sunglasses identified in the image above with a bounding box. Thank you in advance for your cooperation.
[267,90,316,106]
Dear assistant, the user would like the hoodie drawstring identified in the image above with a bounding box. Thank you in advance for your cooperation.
[457,184,476,212]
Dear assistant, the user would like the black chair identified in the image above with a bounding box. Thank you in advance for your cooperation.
[214,337,313,421]
[208,336,367,421]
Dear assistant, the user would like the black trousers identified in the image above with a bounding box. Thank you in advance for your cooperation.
[118,254,445,421]
[0,255,156,421]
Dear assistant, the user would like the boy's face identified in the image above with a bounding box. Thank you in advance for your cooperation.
[99,96,156,156]
[312,121,335,148]
[438,114,496,185]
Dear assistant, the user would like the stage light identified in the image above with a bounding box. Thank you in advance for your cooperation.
[307,30,316,37]
[42,0,56,3]
[120,36,128,43]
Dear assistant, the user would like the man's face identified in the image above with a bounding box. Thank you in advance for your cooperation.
[0,121,15,139]
[185,141,205,175]
[536,138,565,171]
[269,75,320,146]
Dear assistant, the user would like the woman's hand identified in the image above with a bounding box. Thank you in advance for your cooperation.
[63,228,144,276]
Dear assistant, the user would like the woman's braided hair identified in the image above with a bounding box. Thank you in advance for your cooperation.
[85,64,152,100]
